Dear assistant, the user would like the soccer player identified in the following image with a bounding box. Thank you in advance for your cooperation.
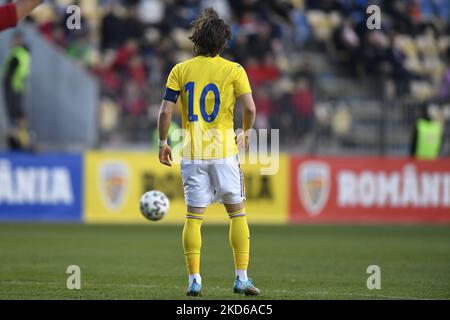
[157,8,259,296]
[0,0,43,32]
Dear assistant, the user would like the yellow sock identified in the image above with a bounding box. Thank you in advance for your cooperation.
[229,209,250,271]
[182,213,203,275]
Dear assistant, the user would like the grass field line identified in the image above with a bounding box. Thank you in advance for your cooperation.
[0,280,436,300]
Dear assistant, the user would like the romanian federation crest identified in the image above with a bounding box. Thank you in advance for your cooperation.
[298,161,330,216]
[99,162,129,212]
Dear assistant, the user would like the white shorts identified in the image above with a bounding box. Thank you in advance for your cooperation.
[180,155,245,207]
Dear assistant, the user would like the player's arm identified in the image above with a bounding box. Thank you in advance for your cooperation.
[237,93,256,150]
[158,100,174,167]
[158,87,179,167]
[159,64,181,166]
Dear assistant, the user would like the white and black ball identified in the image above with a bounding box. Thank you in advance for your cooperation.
[139,190,169,221]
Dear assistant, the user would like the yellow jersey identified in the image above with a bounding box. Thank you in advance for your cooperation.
[166,55,252,159]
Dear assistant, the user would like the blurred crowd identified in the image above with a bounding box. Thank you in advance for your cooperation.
[23,0,450,148]
[309,0,450,100]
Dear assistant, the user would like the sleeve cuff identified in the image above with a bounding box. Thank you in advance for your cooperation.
[236,90,252,98]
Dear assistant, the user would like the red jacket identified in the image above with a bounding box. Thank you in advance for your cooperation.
[0,4,17,31]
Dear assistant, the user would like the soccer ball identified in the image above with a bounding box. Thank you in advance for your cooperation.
[139,190,169,221]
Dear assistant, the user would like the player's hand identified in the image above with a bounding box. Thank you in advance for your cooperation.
[159,144,172,167]
[236,131,250,150]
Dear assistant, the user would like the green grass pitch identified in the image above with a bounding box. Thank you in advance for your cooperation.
[0,223,449,300]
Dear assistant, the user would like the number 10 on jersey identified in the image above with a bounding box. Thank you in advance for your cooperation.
[185,82,220,123]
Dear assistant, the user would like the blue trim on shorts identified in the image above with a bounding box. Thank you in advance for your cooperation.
[236,155,244,197]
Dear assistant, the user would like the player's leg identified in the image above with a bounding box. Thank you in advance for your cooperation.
[211,156,260,295]
[225,202,259,296]
[180,160,213,296]
[225,202,249,281]
[183,205,205,296]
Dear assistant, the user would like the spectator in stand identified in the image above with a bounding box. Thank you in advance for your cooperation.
[101,2,126,50]
[0,0,43,32]
[305,0,342,12]
[113,39,140,72]
[67,35,90,64]
[290,2,311,46]
[228,27,250,63]
[122,5,144,40]
[384,0,416,34]
[137,0,166,27]
[386,33,422,95]
[360,31,388,76]
[92,50,122,96]
[38,8,64,44]
[120,80,147,117]
[246,54,280,87]
[340,18,360,52]
[127,55,148,88]
[172,0,201,29]
[50,23,68,49]
[439,50,450,99]
[332,18,361,73]
[247,21,273,59]
[291,79,314,138]
[253,86,272,130]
